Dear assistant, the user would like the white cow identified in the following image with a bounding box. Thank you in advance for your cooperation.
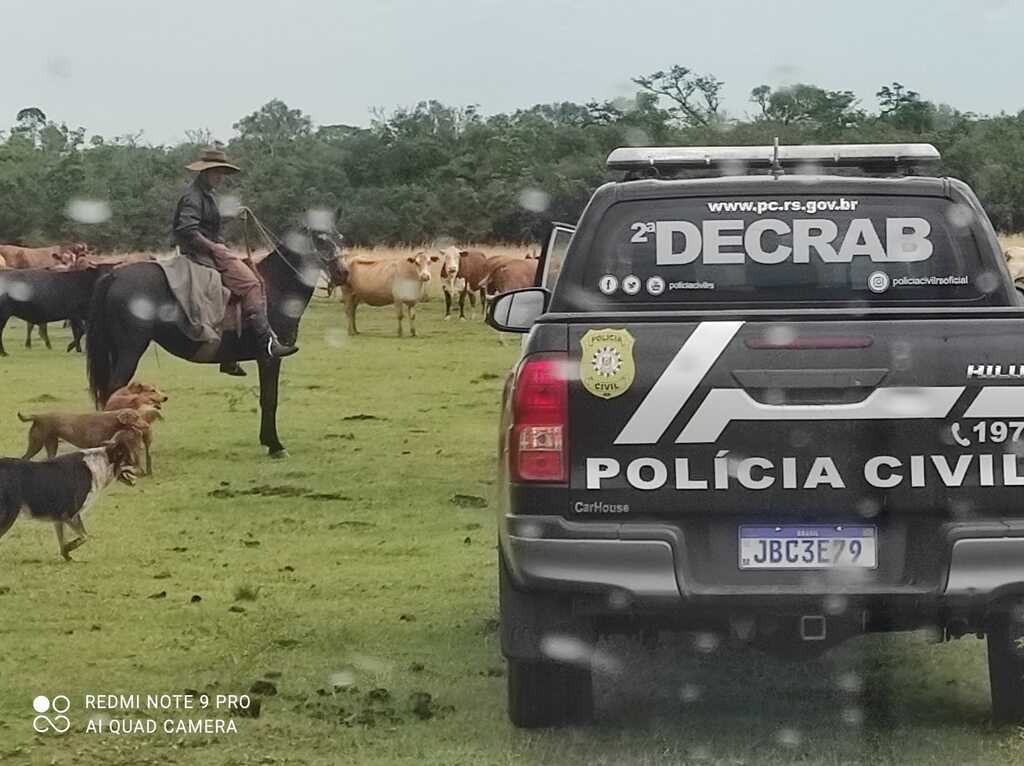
[438,246,475,320]
[1005,247,1024,284]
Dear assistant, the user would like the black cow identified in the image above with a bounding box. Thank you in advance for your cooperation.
[0,265,110,357]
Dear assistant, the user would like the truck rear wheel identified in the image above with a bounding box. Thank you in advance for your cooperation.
[507,657,593,728]
[499,551,594,727]
[987,610,1024,725]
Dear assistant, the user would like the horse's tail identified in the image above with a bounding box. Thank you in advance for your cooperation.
[86,272,117,408]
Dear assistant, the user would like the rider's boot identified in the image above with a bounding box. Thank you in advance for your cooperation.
[248,308,298,360]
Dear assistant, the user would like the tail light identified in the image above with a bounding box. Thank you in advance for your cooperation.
[510,353,569,483]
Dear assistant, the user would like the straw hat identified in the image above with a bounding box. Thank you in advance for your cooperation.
[185,147,241,173]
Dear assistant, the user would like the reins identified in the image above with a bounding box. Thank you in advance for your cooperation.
[237,206,318,283]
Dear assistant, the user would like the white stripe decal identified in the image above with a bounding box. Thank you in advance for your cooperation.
[675,387,965,443]
[964,387,1024,418]
[614,321,744,445]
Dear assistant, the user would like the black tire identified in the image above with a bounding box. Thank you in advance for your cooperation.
[499,551,594,728]
[507,657,593,728]
[987,611,1024,725]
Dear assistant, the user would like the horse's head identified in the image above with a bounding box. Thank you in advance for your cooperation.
[279,225,348,289]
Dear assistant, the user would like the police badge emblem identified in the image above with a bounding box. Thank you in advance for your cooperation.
[580,328,635,399]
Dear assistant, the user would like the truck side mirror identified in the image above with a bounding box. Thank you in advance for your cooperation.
[486,287,550,333]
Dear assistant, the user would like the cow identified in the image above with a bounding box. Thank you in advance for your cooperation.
[1005,247,1024,284]
[443,249,518,320]
[438,246,476,320]
[0,244,76,270]
[481,258,539,297]
[342,251,438,337]
[0,262,110,356]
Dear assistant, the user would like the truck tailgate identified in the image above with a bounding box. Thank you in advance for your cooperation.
[569,317,1024,515]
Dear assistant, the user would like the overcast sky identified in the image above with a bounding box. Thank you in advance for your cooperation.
[3,0,1021,145]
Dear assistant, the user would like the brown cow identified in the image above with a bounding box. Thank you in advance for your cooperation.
[481,258,539,296]
[0,244,74,270]
[450,250,518,320]
[342,251,438,337]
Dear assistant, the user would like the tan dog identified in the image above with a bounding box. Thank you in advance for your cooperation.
[19,408,150,464]
[104,381,168,411]
[128,406,162,475]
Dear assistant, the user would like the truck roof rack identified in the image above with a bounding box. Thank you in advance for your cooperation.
[607,142,941,175]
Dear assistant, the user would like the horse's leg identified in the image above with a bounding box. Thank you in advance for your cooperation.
[0,310,10,357]
[39,323,51,350]
[67,319,84,353]
[257,358,286,457]
[109,346,144,400]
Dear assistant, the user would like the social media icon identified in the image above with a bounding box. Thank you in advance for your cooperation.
[622,275,641,295]
[867,271,890,293]
[646,276,666,296]
[598,275,618,295]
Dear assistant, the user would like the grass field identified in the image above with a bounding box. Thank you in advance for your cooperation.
[0,279,1023,765]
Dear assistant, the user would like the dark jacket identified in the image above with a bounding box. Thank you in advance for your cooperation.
[172,177,222,269]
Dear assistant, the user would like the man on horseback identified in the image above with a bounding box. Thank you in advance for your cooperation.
[173,147,297,375]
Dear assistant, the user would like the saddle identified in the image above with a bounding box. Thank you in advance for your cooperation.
[154,252,237,342]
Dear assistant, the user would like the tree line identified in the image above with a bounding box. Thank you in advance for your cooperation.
[1,67,1023,251]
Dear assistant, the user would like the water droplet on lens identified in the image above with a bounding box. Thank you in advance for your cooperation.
[305,208,335,232]
[9,282,32,301]
[625,127,650,146]
[66,198,112,224]
[693,632,719,654]
[129,297,155,321]
[841,706,865,726]
[945,203,973,230]
[218,195,242,219]
[975,270,999,294]
[679,683,702,703]
[540,635,590,665]
[775,727,802,748]
[764,325,797,346]
[823,595,848,616]
[836,671,863,693]
[856,497,880,518]
[328,670,355,688]
[518,188,550,213]
[607,589,631,610]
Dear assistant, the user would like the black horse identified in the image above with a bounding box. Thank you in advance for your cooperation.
[86,231,347,457]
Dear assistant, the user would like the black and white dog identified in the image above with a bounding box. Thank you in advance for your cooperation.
[0,433,137,560]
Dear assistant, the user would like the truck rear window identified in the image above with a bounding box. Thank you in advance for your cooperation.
[578,195,988,305]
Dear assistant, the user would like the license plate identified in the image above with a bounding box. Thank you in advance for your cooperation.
[739,525,877,570]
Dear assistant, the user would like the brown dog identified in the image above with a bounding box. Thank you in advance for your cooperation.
[19,408,150,462]
[104,381,168,412]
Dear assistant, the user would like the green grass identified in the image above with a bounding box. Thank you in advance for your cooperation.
[0,296,1022,765]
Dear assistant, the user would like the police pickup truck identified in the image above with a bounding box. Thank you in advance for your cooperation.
[489,143,1024,728]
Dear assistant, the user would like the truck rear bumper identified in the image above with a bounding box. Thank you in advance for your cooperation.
[504,515,1024,608]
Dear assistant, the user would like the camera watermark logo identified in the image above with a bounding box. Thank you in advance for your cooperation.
[32,695,71,734]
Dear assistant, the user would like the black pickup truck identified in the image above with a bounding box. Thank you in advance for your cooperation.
[489,143,1024,728]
